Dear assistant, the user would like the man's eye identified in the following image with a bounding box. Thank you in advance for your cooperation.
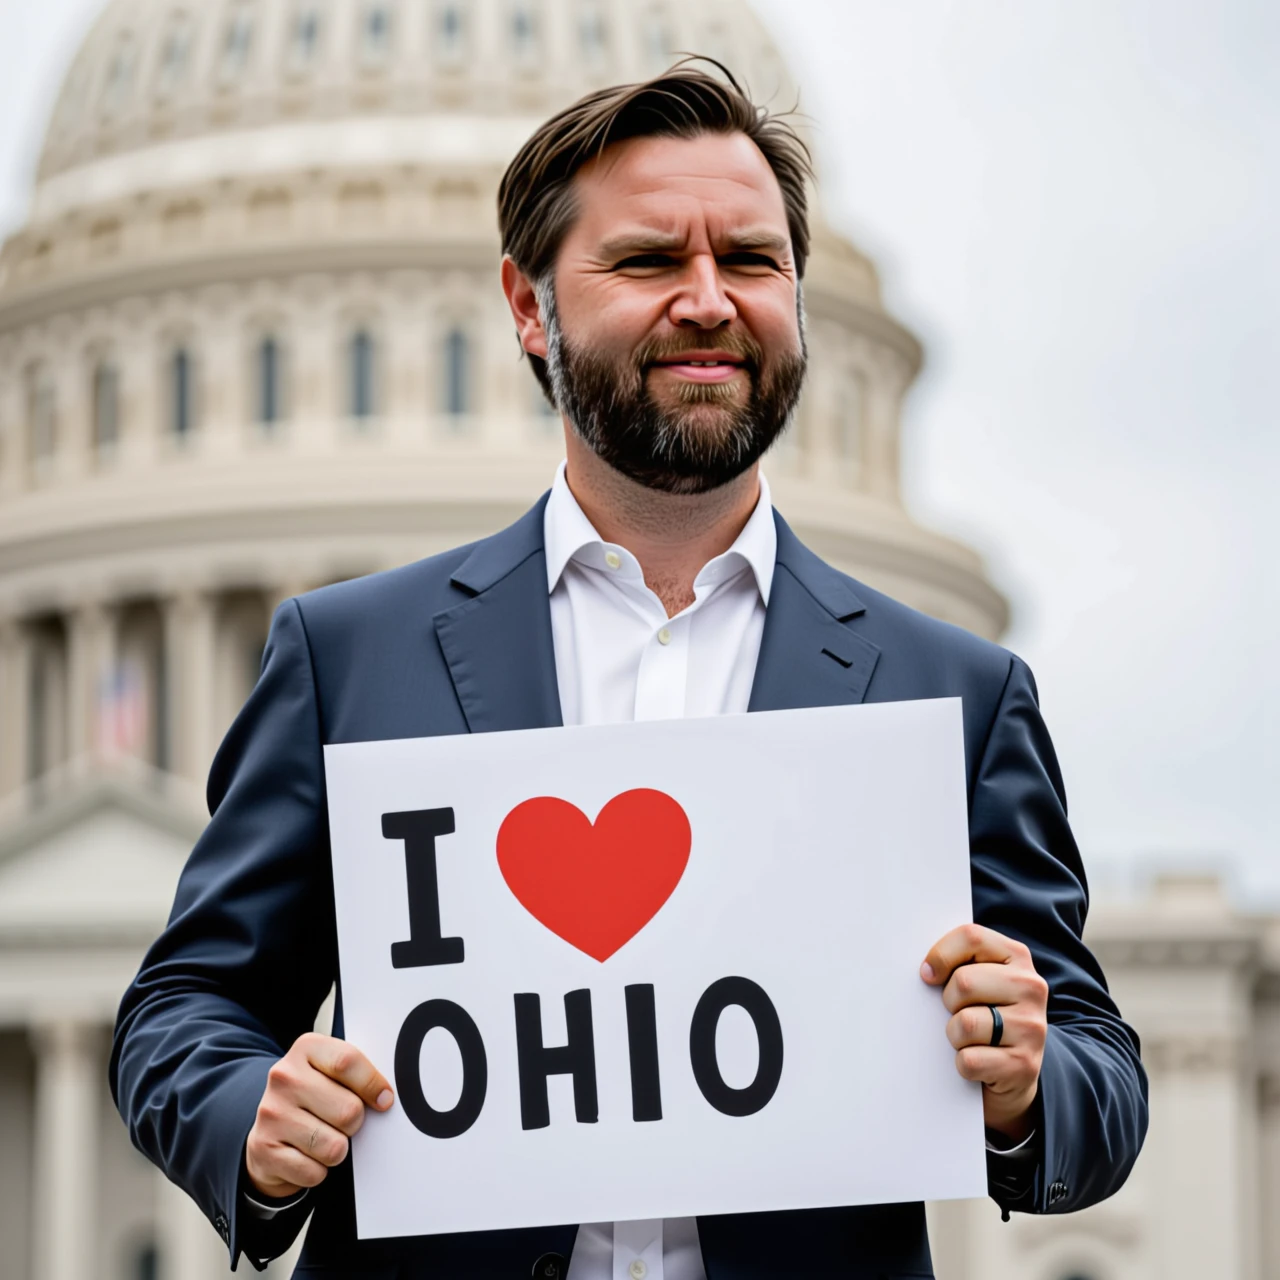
[721,252,780,270]
[615,254,676,270]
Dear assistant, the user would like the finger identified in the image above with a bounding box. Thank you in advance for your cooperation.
[303,1035,394,1110]
[255,1141,333,1190]
[954,1045,1024,1087]
[290,1071,370,1138]
[946,1004,1006,1051]
[277,1110,352,1168]
[921,924,1029,985]
[941,962,1047,1014]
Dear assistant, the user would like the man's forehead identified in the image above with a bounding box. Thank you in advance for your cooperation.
[570,133,790,238]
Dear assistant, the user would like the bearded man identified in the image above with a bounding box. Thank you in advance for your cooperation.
[111,65,1147,1279]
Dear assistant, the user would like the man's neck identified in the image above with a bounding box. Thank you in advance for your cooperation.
[563,431,762,618]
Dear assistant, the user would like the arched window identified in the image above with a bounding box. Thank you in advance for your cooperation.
[578,1,607,66]
[434,0,466,65]
[837,371,864,464]
[641,12,673,74]
[156,14,193,96]
[92,360,120,458]
[287,5,322,73]
[102,33,138,112]
[256,335,283,427]
[510,1,539,64]
[360,3,393,66]
[443,328,470,418]
[349,329,376,420]
[218,5,254,83]
[170,346,193,438]
[26,363,57,471]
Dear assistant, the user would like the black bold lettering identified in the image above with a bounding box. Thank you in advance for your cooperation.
[382,808,464,968]
[689,976,784,1117]
[513,989,599,1129]
[394,998,487,1139]
[624,983,663,1122]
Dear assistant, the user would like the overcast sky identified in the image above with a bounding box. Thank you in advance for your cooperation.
[1,0,1276,904]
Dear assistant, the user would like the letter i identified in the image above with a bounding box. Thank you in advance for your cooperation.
[625,984,663,1122]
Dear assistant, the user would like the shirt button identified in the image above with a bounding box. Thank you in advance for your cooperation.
[657,627,671,645]
[629,1261,647,1280]
[605,551,621,569]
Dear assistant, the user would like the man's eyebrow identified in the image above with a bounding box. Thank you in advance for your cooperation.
[722,231,790,254]
[597,231,685,258]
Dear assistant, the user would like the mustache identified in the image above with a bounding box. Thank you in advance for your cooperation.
[632,329,765,374]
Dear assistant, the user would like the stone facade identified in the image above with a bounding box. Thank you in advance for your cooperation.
[0,2,1272,1278]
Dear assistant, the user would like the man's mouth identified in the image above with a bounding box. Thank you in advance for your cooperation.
[649,356,747,384]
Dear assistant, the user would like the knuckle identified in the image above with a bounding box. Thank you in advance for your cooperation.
[962,923,984,950]
[330,1045,357,1077]
[320,1132,349,1166]
[961,1007,982,1039]
[952,967,974,998]
[337,1096,365,1133]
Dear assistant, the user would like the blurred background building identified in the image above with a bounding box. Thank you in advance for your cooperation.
[0,1,1274,1278]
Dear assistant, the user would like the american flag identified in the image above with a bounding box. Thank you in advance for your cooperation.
[96,660,149,760]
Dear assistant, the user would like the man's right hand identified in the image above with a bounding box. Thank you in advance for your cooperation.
[245,1032,395,1200]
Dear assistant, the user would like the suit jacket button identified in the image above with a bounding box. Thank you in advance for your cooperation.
[532,1253,567,1279]
[1049,1180,1068,1204]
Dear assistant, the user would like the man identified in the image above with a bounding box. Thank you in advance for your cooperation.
[111,65,1147,1278]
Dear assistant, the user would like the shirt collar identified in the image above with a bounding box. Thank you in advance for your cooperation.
[543,460,777,606]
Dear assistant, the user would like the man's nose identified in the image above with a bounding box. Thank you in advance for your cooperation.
[668,254,736,329]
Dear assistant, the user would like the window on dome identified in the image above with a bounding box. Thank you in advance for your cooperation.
[349,329,377,421]
[578,1,607,67]
[837,371,865,468]
[102,33,138,112]
[360,3,393,67]
[641,11,674,74]
[170,347,194,439]
[92,360,120,460]
[510,2,540,64]
[287,4,322,73]
[218,5,255,84]
[155,15,193,97]
[443,328,470,420]
[25,364,57,474]
[255,335,285,428]
[434,0,467,66]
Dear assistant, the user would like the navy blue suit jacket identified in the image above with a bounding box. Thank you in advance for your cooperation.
[111,499,1147,1278]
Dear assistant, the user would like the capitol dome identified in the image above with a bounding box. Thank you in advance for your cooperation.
[0,0,1008,805]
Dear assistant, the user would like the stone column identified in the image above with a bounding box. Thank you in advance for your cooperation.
[155,1167,225,1280]
[163,590,217,785]
[66,600,116,772]
[0,619,31,795]
[30,1020,101,1280]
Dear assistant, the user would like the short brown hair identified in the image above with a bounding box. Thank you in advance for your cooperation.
[498,59,814,288]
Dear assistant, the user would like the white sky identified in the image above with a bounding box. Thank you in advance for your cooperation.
[1,0,1276,904]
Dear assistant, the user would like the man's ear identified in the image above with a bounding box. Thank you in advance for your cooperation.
[501,257,548,360]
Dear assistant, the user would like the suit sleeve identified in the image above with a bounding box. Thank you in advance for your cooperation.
[970,654,1148,1215]
[109,600,333,1269]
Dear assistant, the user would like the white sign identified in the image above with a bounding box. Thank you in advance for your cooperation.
[324,699,986,1240]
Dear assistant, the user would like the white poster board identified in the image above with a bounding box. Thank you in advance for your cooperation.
[324,698,986,1240]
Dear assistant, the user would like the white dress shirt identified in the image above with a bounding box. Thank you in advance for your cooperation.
[545,461,777,1280]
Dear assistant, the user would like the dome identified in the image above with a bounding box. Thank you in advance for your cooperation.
[35,0,796,193]
[0,0,1007,815]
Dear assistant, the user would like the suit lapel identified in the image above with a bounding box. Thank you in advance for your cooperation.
[433,496,564,735]
[747,511,881,712]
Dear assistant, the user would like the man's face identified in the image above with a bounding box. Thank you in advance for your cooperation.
[537,131,806,494]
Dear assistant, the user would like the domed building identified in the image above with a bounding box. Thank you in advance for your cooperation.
[1,3,1276,1280]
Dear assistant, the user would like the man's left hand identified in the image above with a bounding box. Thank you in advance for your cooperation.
[921,924,1049,1142]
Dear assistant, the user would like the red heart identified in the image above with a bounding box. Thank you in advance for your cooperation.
[496,789,691,962]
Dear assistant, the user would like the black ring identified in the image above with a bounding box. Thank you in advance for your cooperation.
[988,1005,1004,1048]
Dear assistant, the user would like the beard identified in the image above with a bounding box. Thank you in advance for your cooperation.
[538,282,807,495]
